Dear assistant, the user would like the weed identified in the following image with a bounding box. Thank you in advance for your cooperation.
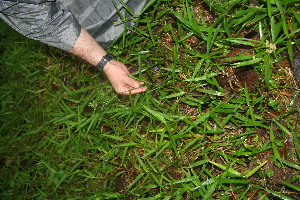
[1,0,300,199]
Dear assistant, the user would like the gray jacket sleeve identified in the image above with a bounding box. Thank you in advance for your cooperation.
[0,1,81,51]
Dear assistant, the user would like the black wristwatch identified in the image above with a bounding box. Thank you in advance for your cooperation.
[96,53,114,72]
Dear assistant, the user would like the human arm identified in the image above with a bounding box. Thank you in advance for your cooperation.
[0,1,147,95]
[70,28,147,95]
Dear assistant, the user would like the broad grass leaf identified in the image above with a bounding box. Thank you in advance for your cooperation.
[118,142,137,147]
[233,58,262,67]
[171,10,215,37]
[231,151,253,156]
[141,0,158,14]
[189,159,210,168]
[167,176,199,185]
[246,13,268,26]
[102,134,123,141]
[278,157,300,170]
[271,17,282,42]
[127,173,145,190]
[209,161,243,177]
[162,91,185,99]
[280,180,300,192]
[293,10,300,24]
[54,114,76,123]
[197,89,224,96]
[218,178,248,184]
[294,125,300,160]
[203,182,218,200]
[262,188,295,200]
[270,126,281,160]
[193,112,210,126]
[273,120,291,135]
[185,73,218,82]
[143,105,166,123]
[222,55,253,61]
[224,38,255,46]
[244,161,267,178]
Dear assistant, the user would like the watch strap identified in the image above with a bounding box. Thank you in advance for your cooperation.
[96,53,114,72]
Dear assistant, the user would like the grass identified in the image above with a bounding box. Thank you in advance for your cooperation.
[0,0,300,199]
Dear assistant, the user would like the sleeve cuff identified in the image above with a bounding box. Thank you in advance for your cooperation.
[0,2,81,52]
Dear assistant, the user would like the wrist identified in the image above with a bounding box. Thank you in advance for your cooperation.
[96,53,114,72]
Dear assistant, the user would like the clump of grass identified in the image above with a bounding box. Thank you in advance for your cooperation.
[1,0,300,199]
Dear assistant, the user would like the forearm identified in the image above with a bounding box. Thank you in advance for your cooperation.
[70,28,107,67]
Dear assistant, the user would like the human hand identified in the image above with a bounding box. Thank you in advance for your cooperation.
[103,60,147,95]
[69,29,146,94]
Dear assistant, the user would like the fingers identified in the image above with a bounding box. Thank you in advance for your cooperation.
[104,60,147,95]
[127,86,148,95]
[115,78,147,95]
[118,85,147,95]
[128,79,144,88]
[118,86,147,95]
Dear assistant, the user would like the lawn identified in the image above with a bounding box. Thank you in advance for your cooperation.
[0,0,300,199]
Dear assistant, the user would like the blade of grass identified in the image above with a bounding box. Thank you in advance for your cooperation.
[209,161,243,177]
[244,161,267,178]
[280,180,300,192]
